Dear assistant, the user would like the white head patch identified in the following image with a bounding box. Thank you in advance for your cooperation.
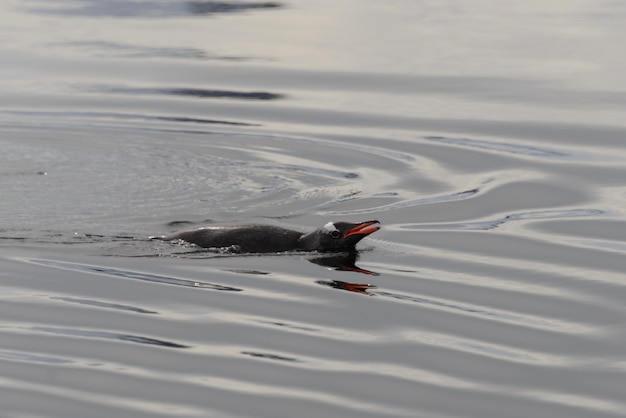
[322,222,339,234]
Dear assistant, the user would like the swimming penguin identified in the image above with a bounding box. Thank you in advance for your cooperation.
[155,220,380,253]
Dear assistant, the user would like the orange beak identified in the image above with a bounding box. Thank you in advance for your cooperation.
[343,220,380,238]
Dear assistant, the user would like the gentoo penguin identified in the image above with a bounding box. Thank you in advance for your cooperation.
[155,220,380,253]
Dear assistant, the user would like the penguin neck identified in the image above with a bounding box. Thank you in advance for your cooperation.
[298,231,321,251]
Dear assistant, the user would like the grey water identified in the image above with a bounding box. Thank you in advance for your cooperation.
[2,1,626,417]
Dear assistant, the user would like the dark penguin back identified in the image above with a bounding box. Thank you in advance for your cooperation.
[162,224,304,253]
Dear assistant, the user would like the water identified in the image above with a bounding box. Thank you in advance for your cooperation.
[2,1,626,417]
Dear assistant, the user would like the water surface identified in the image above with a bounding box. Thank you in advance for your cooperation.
[2,1,626,417]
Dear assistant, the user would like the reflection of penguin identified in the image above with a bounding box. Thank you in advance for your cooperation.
[316,280,377,296]
[309,252,379,275]
[155,220,380,253]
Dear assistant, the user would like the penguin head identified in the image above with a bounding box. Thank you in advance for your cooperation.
[300,220,380,251]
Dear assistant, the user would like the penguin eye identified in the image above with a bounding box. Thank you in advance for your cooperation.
[330,230,341,239]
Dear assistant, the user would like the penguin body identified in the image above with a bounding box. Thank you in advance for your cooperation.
[157,220,380,253]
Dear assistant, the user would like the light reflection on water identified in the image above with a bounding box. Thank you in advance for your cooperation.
[2,0,626,417]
